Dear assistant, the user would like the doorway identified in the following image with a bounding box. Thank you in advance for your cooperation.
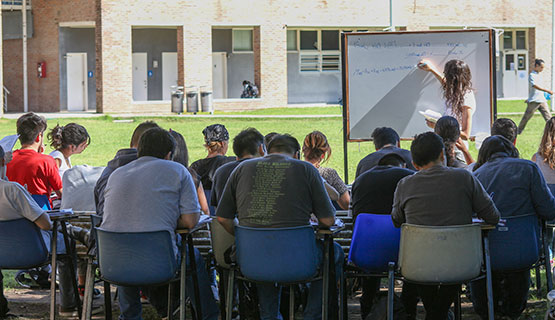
[212,52,227,99]
[66,53,88,111]
[162,52,178,101]
[502,50,528,99]
[132,52,148,101]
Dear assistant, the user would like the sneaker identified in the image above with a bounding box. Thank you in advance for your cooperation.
[58,306,79,318]
[140,291,149,304]
[78,286,102,300]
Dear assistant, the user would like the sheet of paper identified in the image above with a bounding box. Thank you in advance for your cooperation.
[0,135,19,152]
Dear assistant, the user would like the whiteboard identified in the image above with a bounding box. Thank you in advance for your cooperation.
[343,29,495,140]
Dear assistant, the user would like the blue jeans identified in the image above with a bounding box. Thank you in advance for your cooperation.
[117,247,219,320]
[256,241,344,320]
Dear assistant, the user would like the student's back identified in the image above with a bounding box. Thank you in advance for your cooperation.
[7,149,62,196]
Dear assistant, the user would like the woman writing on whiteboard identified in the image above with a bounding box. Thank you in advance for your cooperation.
[418,59,476,142]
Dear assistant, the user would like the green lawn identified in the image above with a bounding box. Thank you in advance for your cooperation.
[0,99,548,184]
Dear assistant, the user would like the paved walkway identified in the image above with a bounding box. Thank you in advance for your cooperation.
[1,112,342,119]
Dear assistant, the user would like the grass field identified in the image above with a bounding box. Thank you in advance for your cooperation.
[0,99,549,184]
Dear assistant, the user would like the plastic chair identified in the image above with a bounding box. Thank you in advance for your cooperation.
[209,219,236,318]
[225,225,322,320]
[0,219,49,269]
[398,223,493,320]
[31,194,51,210]
[344,214,400,320]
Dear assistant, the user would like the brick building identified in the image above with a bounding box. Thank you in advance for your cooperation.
[1,0,553,113]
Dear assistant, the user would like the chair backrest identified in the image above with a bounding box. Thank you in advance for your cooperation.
[31,194,51,210]
[348,213,400,273]
[0,219,49,269]
[61,165,105,211]
[210,219,235,269]
[204,189,216,216]
[398,223,482,284]
[235,225,319,283]
[96,228,178,286]
[489,213,540,272]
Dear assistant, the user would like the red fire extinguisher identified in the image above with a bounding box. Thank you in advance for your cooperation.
[37,61,46,78]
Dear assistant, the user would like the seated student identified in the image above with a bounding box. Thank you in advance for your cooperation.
[350,153,414,319]
[94,121,160,217]
[470,135,555,319]
[0,145,80,316]
[356,127,415,178]
[190,124,235,192]
[466,118,518,172]
[216,134,343,320]
[47,123,90,179]
[211,128,265,207]
[434,116,473,167]
[392,132,499,320]
[7,113,62,208]
[100,128,218,320]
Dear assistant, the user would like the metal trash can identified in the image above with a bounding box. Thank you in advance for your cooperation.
[171,86,184,113]
[200,91,213,113]
[186,89,198,113]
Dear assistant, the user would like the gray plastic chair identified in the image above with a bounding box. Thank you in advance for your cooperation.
[210,219,236,269]
[398,223,483,283]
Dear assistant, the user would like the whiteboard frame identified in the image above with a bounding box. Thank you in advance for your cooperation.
[342,29,496,142]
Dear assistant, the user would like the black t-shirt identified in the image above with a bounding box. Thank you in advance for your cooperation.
[351,165,414,219]
[190,155,235,190]
[355,147,415,178]
[216,154,335,228]
[210,159,248,207]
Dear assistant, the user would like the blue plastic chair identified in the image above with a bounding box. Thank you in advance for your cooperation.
[31,194,51,210]
[489,213,540,272]
[225,225,321,320]
[0,219,49,269]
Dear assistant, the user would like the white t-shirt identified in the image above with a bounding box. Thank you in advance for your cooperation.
[49,150,71,180]
[444,90,476,119]
[0,179,44,222]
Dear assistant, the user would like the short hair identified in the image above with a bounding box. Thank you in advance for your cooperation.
[264,132,279,148]
[377,153,406,167]
[491,118,517,143]
[17,113,47,145]
[267,134,300,156]
[130,121,160,148]
[371,127,400,150]
[410,132,445,167]
[535,59,545,67]
[233,128,264,158]
[137,128,176,159]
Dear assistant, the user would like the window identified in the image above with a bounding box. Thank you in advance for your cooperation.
[321,30,339,50]
[287,30,297,51]
[233,29,253,52]
[300,31,318,50]
[503,30,528,50]
[516,31,526,49]
[503,32,513,49]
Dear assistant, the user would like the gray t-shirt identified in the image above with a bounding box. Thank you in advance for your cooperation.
[101,156,200,255]
[216,154,335,228]
[534,153,555,185]
[392,165,499,227]
[0,179,44,222]
[529,71,547,103]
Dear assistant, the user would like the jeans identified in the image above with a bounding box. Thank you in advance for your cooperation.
[469,270,530,319]
[117,247,219,320]
[256,241,344,320]
[401,282,458,320]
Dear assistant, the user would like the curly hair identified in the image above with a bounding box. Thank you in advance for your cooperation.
[538,117,555,170]
[442,59,473,122]
[302,131,331,164]
[47,123,90,150]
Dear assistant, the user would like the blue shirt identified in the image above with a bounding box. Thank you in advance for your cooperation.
[474,153,555,220]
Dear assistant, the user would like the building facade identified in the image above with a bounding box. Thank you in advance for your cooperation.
[1,0,553,113]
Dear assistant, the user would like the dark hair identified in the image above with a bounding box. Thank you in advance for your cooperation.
[371,127,400,150]
[302,131,331,163]
[378,153,406,167]
[130,121,160,148]
[473,135,519,171]
[267,134,300,157]
[47,123,90,150]
[17,112,47,145]
[434,116,460,167]
[535,59,545,67]
[442,59,473,122]
[233,128,264,158]
[264,132,279,148]
[0,146,5,161]
[491,118,517,143]
[410,132,445,167]
[138,128,176,159]
[169,130,189,167]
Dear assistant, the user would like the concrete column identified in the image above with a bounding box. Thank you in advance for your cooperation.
[95,0,103,113]
[177,26,185,87]
[253,26,261,95]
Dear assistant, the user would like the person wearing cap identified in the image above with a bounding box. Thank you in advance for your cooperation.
[190,124,235,191]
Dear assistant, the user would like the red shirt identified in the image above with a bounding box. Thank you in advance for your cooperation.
[6,149,62,196]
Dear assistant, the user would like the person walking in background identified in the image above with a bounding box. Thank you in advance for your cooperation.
[518,59,553,134]
[47,123,90,179]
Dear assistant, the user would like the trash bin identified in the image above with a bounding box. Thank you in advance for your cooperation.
[186,90,198,113]
[171,86,184,113]
[200,91,213,113]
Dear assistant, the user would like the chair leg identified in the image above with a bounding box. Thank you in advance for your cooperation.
[387,262,395,320]
[225,269,235,320]
[187,236,202,320]
[217,268,226,320]
[546,232,554,292]
[104,281,112,320]
[168,283,173,320]
[536,266,542,296]
[454,285,461,320]
[483,233,495,320]
[50,221,59,320]
[60,222,82,317]
[339,272,346,320]
[321,235,331,320]
[180,236,187,320]
[80,258,95,320]
[289,285,295,320]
